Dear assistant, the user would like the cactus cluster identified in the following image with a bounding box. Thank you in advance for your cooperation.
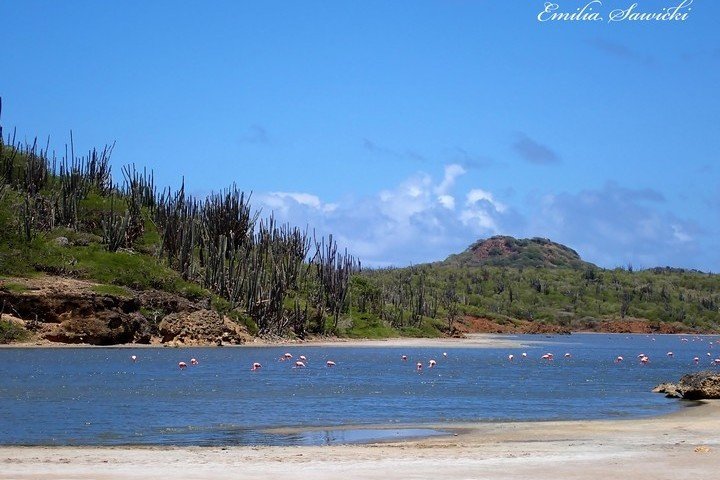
[1,98,360,336]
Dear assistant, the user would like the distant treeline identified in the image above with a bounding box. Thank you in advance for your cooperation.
[350,263,720,333]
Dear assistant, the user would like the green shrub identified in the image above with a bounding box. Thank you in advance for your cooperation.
[0,319,30,344]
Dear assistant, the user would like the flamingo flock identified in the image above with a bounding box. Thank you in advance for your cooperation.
[127,334,720,375]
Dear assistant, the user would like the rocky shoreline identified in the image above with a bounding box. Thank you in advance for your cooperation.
[0,277,251,346]
[653,371,720,400]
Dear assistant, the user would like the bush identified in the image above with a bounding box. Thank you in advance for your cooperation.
[0,319,30,344]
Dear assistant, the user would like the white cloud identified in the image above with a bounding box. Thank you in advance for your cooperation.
[459,208,498,231]
[457,188,509,233]
[256,165,505,266]
[435,163,466,195]
[260,191,337,213]
[671,224,692,243]
[465,188,507,212]
[437,194,455,210]
[255,174,709,270]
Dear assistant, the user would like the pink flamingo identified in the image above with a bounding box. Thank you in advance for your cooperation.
[294,361,306,368]
[178,361,187,369]
[190,358,199,365]
[428,359,437,368]
[416,362,423,371]
[640,356,649,364]
[284,353,293,359]
[299,355,307,362]
[615,356,624,363]
[251,362,262,371]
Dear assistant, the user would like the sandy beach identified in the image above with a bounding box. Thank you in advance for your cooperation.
[253,333,535,349]
[1,400,718,480]
[0,333,536,349]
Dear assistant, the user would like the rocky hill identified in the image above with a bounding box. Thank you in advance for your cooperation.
[443,236,591,269]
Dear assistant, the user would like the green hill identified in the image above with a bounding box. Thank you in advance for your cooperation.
[350,236,720,335]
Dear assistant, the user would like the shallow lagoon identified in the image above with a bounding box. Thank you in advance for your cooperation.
[1,334,717,446]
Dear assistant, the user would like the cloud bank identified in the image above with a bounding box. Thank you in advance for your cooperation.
[256,166,708,270]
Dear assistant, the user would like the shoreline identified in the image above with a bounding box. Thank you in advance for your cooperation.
[0,333,536,349]
[3,331,716,349]
[1,400,717,479]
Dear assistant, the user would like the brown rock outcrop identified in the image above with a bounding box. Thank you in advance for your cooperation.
[43,311,151,345]
[653,371,720,400]
[0,277,221,345]
[158,309,251,346]
[652,382,681,398]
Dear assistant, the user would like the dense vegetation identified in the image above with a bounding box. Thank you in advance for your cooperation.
[352,262,720,333]
[0,100,357,338]
[2,100,719,340]
[348,236,720,334]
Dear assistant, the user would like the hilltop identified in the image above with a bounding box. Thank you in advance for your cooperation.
[442,236,590,269]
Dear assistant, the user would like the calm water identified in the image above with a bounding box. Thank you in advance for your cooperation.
[1,334,718,446]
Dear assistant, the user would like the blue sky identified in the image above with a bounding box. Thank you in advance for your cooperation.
[2,0,718,270]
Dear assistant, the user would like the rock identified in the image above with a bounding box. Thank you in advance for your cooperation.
[158,309,251,346]
[43,311,151,345]
[136,290,199,314]
[652,383,681,398]
[675,371,720,400]
[0,276,241,346]
[653,371,720,400]
[53,236,70,247]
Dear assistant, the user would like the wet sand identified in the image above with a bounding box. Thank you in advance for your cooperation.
[1,400,717,480]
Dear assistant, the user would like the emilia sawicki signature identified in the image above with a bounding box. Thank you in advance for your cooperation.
[537,0,693,22]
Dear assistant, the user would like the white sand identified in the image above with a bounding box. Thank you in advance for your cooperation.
[2,401,718,480]
[253,333,536,349]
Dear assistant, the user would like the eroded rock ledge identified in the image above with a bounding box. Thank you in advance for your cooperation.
[653,371,720,400]
[0,277,251,346]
